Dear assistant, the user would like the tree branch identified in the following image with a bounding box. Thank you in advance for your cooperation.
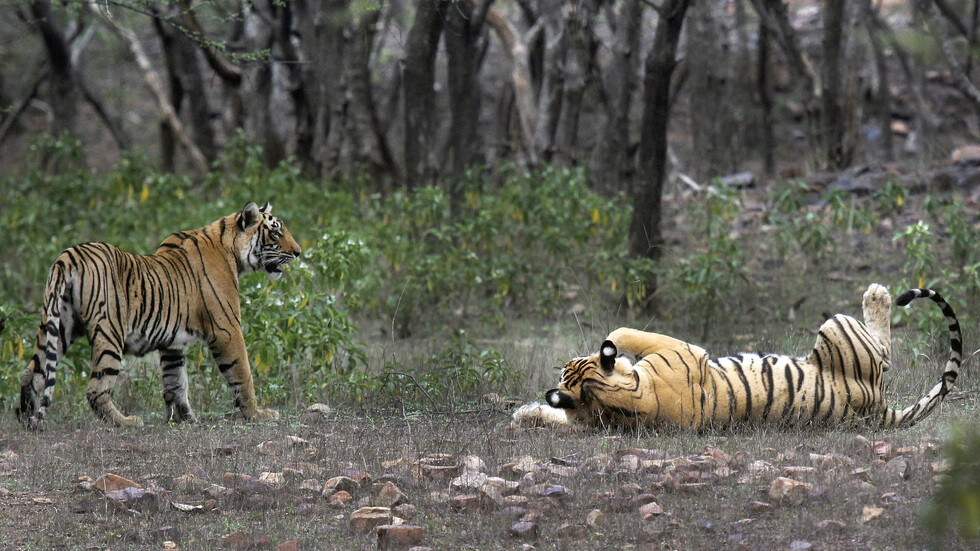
[89,3,209,175]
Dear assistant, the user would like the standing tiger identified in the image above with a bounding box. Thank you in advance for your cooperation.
[513,284,962,430]
[18,202,301,427]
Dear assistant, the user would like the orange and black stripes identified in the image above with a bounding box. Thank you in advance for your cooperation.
[543,284,962,431]
[18,202,300,427]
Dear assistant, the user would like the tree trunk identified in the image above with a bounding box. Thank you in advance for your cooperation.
[594,0,642,192]
[343,7,398,188]
[688,0,737,180]
[865,0,893,162]
[822,0,851,169]
[242,0,286,167]
[30,0,78,139]
[444,0,491,184]
[531,0,567,162]
[403,0,448,190]
[629,0,691,302]
[757,15,775,174]
[294,0,347,178]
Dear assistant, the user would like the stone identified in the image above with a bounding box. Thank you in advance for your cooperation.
[510,521,538,540]
[275,541,299,551]
[768,477,812,506]
[375,481,407,508]
[449,494,481,513]
[860,506,884,524]
[883,457,910,480]
[639,501,664,518]
[323,476,360,496]
[816,519,846,533]
[329,490,354,508]
[586,509,605,528]
[220,532,249,549]
[788,541,812,550]
[350,507,393,534]
[376,524,423,549]
[93,474,141,493]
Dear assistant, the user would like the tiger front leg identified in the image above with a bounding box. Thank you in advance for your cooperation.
[86,335,144,427]
[605,327,707,359]
[160,349,197,423]
[210,336,278,422]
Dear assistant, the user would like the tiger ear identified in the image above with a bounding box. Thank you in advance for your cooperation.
[238,202,262,230]
[259,202,272,214]
[599,340,617,372]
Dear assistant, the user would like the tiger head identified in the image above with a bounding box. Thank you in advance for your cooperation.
[545,340,644,425]
[235,201,302,280]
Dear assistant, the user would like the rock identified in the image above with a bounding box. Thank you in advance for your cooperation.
[816,519,846,533]
[873,441,895,460]
[275,541,299,551]
[586,509,605,528]
[630,493,659,507]
[350,507,393,534]
[808,453,838,469]
[253,535,274,549]
[451,471,488,492]
[376,524,424,549]
[323,476,360,496]
[220,532,249,549]
[788,540,813,550]
[449,494,481,513]
[375,481,407,508]
[768,477,812,506]
[329,490,354,508]
[299,479,322,493]
[860,506,884,524]
[93,473,141,493]
[951,145,980,163]
[883,457,910,480]
[258,472,285,487]
[639,501,664,519]
[510,521,538,540]
[531,484,569,499]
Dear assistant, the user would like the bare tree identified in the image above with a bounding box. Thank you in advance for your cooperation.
[403,0,449,190]
[629,0,691,303]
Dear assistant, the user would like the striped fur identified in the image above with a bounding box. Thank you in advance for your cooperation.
[516,284,961,430]
[18,202,301,427]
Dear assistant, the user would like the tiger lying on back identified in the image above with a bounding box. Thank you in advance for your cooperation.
[513,284,961,430]
[18,202,301,427]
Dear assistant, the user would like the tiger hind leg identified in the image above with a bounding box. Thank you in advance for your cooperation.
[85,333,143,427]
[160,349,196,423]
[862,283,892,370]
[19,296,74,427]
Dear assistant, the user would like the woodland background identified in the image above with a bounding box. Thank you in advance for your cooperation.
[5,0,980,286]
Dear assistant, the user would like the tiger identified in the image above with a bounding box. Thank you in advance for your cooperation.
[512,284,962,430]
[18,202,301,427]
